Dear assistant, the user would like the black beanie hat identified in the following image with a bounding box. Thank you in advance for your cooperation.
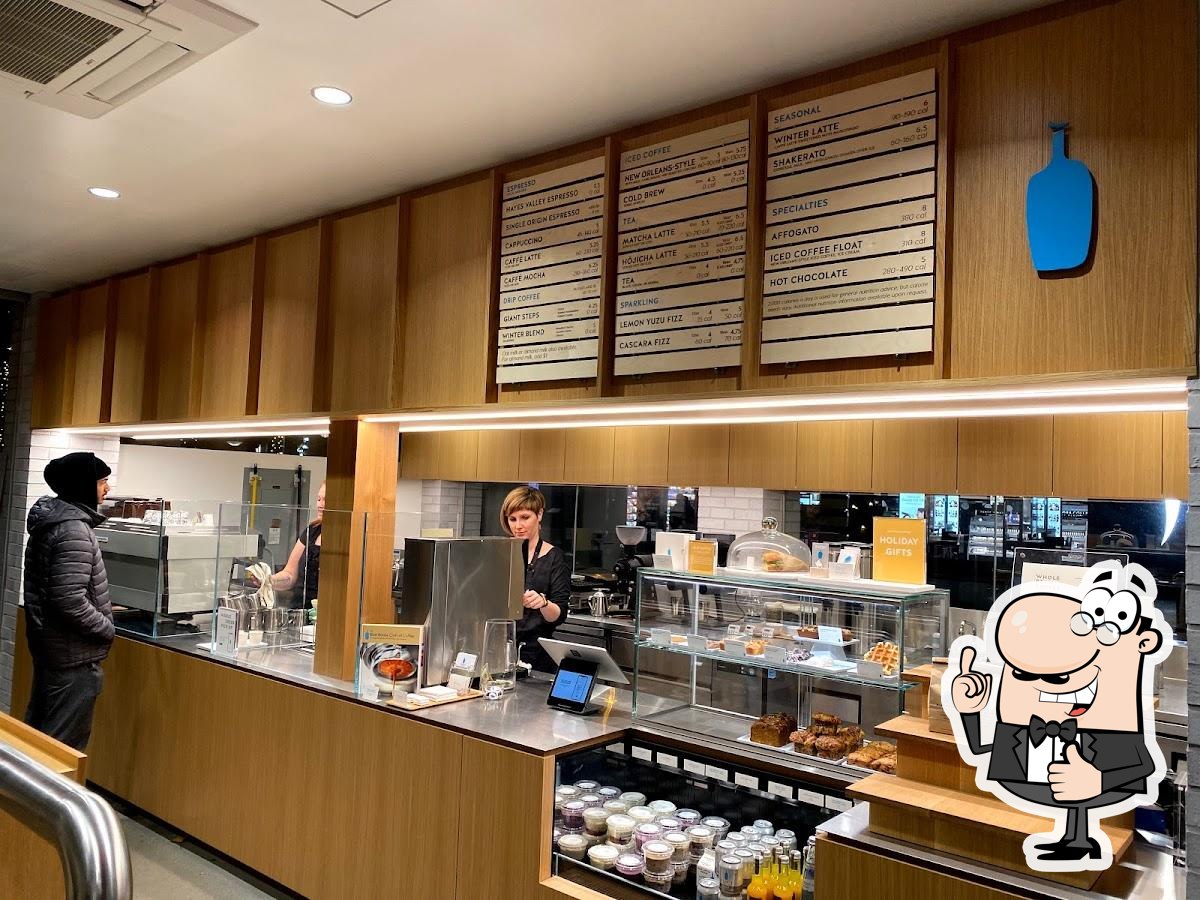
[45,452,112,510]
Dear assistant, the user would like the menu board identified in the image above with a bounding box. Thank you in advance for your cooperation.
[497,158,605,383]
[615,121,749,376]
[761,70,938,364]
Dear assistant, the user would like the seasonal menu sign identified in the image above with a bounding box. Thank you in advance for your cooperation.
[761,70,937,364]
[615,121,749,376]
[497,158,605,383]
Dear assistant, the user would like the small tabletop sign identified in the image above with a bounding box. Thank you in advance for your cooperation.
[214,607,238,657]
[688,540,717,575]
[872,517,927,584]
[817,625,844,644]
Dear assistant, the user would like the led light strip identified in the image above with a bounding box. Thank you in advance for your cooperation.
[129,430,331,441]
[366,377,1185,426]
[57,417,332,437]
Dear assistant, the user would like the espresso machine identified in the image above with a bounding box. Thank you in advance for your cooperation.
[611,525,653,613]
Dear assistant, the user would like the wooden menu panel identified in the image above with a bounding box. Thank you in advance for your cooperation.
[151,258,201,421]
[763,70,939,365]
[259,225,321,415]
[110,272,152,424]
[498,159,604,385]
[326,204,399,412]
[196,242,255,419]
[616,122,749,376]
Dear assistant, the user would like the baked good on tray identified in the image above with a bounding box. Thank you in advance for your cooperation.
[795,625,853,642]
[847,741,896,768]
[762,550,810,572]
[864,640,900,676]
[750,713,798,747]
[790,729,818,755]
[870,755,897,774]
[809,712,841,735]
[836,725,865,751]
[814,735,847,760]
[744,639,766,656]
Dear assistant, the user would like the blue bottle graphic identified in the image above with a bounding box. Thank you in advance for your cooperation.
[1025,122,1094,272]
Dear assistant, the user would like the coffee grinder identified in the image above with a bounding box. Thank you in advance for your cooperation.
[611,525,653,613]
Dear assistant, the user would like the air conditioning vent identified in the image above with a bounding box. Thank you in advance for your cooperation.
[0,0,255,117]
[0,0,123,85]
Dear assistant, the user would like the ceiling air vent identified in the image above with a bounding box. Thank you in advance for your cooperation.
[0,0,255,118]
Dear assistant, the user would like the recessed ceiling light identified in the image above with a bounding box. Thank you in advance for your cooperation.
[87,186,120,199]
[311,85,352,106]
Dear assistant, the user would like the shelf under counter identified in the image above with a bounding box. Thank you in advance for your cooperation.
[637,639,913,691]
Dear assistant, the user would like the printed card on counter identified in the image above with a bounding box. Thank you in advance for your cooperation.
[214,607,238,657]
[817,625,844,644]
[688,540,717,574]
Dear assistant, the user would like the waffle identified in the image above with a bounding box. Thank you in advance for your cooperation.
[864,640,900,676]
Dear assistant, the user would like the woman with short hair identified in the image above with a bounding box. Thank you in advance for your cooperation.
[500,486,568,671]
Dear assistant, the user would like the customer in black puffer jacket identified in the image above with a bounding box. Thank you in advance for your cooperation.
[23,451,114,750]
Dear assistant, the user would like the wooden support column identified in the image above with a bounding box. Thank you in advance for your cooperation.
[313,419,399,681]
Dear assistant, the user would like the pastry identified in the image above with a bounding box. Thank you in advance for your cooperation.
[864,640,900,676]
[836,725,865,751]
[762,550,810,573]
[744,639,766,656]
[750,713,798,747]
[706,640,722,651]
[814,735,847,760]
[812,712,841,729]
[670,634,688,644]
[790,729,818,755]
[869,755,897,774]
[847,741,896,768]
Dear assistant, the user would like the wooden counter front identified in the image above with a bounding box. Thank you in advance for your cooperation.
[9,615,617,899]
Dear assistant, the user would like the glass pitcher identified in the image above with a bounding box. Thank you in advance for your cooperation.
[480,618,516,694]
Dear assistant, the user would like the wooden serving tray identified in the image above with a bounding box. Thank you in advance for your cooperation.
[388,688,484,711]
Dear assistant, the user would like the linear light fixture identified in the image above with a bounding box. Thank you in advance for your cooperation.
[365,377,1185,428]
[57,417,332,437]
[129,430,331,441]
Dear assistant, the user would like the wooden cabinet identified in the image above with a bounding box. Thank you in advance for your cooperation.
[326,204,399,413]
[957,417,1053,496]
[519,429,566,483]
[476,430,521,483]
[612,426,668,486]
[31,292,78,428]
[400,431,479,481]
[70,283,112,426]
[796,420,873,492]
[729,423,797,489]
[1053,413,1164,499]
[195,242,256,419]
[109,272,152,424]
[872,420,957,493]
[1162,411,1188,500]
[667,425,729,486]
[149,258,201,420]
[563,427,615,485]
[401,177,492,408]
[258,225,322,415]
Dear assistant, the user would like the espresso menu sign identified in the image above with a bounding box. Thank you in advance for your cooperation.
[497,158,605,383]
[761,70,938,364]
[615,121,749,376]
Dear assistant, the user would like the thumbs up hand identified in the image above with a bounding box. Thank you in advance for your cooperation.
[1049,742,1103,802]
[950,644,992,715]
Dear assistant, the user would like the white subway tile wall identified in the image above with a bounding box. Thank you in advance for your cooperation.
[697,486,786,537]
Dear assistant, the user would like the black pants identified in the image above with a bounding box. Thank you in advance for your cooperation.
[24,663,104,751]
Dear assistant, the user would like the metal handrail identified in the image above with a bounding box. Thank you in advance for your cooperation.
[0,742,132,899]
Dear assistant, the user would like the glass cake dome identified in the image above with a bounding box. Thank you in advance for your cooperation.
[727,517,812,573]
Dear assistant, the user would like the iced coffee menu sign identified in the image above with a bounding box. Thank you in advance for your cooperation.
[762,70,937,364]
[498,158,605,383]
[615,121,749,376]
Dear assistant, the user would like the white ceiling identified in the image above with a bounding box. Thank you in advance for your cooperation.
[0,0,1054,294]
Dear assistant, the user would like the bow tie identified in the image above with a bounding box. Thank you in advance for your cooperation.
[1029,715,1077,747]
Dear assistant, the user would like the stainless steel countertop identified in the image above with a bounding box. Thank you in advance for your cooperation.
[819,803,1183,899]
[562,612,637,632]
[146,631,631,756]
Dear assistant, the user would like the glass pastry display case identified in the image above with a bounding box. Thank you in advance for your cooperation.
[632,568,948,779]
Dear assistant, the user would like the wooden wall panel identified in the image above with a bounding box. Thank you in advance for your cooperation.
[31,293,77,428]
[950,0,1196,378]
[70,283,110,426]
[729,423,798,489]
[259,225,321,415]
[196,242,255,419]
[403,177,492,407]
[399,432,481,483]
[613,426,669,485]
[1053,412,1163,500]
[564,426,616,485]
[399,432,438,480]
[150,258,201,420]
[327,204,398,413]
[109,272,152,423]
[957,416,1053,496]
[519,429,567,483]
[872,419,958,493]
[476,430,522,483]
[795,420,874,492]
[1162,410,1187,500]
[667,425,729,486]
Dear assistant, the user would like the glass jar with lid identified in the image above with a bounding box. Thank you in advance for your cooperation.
[727,517,812,573]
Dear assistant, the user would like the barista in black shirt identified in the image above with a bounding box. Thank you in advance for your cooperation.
[500,486,569,671]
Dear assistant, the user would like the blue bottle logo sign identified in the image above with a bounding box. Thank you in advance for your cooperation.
[1026,122,1094,272]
